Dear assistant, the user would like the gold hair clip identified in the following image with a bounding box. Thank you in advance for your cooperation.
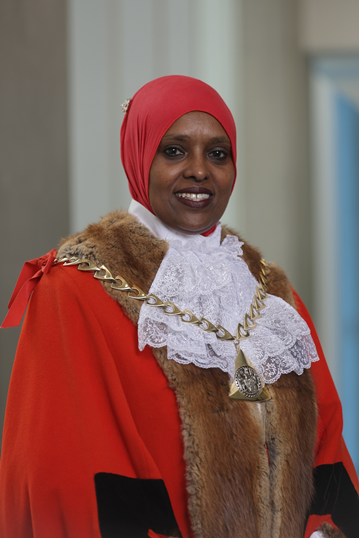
[121,98,131,115]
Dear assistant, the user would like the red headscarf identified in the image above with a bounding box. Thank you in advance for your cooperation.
[120,75,237,214]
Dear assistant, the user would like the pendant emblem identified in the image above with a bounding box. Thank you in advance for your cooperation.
[229,349,271,402]
[234,365,262,398]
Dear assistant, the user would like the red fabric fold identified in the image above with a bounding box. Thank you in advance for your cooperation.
[1,249,57,328]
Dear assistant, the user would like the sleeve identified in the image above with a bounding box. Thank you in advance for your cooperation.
[291,290,359,538]
[0,265,183,538]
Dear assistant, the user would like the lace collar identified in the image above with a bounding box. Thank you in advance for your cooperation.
[129,201,318,383]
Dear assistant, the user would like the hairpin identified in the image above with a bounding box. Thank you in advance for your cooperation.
[121,98,131,115]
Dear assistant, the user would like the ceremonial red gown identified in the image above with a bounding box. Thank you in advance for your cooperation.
[0,257,358,537]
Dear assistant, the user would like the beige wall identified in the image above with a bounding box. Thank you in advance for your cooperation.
[299,0,359,51]
[0,0,69,444]
[242,0,312,306]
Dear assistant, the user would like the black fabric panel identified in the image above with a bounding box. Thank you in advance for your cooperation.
[94,472,183,538]
[308,462,359,538]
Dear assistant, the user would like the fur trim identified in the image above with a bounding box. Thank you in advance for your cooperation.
[58,212,317,538]
[320,523,346,538]
[58,211,168,326]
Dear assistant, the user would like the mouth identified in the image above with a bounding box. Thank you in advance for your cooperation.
[176,192,210,201]
[174,186,213,208]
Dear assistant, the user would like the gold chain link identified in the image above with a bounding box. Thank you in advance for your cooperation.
[55,256,269,343]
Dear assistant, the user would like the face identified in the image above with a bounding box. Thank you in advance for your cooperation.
[149,111,235,235]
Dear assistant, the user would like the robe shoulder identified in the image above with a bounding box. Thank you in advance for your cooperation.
[0,263,190,538]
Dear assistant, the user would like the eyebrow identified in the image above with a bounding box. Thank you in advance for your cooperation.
[161,134,231,144]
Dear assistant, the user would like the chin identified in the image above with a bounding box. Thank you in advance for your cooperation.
[176,223,214,235]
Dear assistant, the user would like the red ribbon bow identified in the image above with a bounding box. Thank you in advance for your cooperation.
[1,249,57,328]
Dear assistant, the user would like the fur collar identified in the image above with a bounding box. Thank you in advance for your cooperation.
[58,211,317,538]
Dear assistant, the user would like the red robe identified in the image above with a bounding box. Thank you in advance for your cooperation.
[0,257,358,537]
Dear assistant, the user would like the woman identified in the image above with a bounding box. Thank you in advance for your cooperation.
[0,75,358,538]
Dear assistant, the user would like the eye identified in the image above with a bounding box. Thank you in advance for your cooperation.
[164,147,184,157]
[208,149,228,160]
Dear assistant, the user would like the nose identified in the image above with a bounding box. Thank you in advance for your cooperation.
[182,150,209,181]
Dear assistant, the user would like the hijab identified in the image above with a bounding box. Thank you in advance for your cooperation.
[120,75,237,215]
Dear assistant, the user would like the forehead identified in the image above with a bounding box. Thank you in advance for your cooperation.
[162,111,230,142]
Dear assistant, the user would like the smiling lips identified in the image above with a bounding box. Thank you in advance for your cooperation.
[176,192,210,201]
[175,187,213,208]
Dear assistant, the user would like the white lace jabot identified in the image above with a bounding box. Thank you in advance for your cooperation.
[129,200,319,382]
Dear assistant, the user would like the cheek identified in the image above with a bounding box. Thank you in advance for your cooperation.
[149,160,167,188]
[148,164,173,213]
[226,166,236,194]
[149,163,178,199]
[148,161,162,204]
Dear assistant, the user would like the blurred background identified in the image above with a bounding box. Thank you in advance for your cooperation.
[1,0,359,471]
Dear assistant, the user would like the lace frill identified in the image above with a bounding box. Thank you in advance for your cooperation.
[137,226,319,383]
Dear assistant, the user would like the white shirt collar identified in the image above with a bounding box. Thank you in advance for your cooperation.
[128,199,221,249]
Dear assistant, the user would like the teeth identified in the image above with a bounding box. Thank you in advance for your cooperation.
[176,193,210,201]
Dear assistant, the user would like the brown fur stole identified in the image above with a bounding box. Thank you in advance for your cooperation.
[58,211,319,538]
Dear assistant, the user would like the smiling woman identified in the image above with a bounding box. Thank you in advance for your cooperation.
[149,111,235,234]
[0,75,358,538]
